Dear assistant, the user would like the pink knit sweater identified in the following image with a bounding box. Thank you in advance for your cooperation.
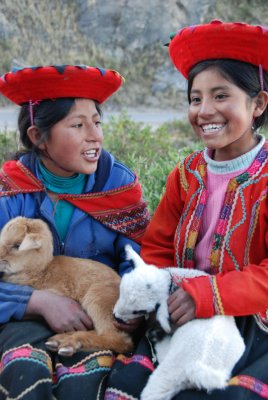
[194,136,265,272]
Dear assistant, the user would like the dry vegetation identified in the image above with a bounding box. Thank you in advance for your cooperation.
[0,0,267,108]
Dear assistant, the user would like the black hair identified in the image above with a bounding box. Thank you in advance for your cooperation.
[15,98,102,158]
[187,59,268,131]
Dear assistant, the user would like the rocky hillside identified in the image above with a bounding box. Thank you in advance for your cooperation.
[0,0,268,108]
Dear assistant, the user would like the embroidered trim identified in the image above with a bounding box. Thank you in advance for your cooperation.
[209,276,224,315]
[0,344,54,399]
[54,350,114,386]
[175,152,205,267]
[115,353,154,372]
[0,161,44,195]
[0,385,8,397]
[219,149,268,271]
[178,162,189,192]
[92,202,150,241]
[12,378,52,400]
[104,388,138,400]
[229,374,268,398]
[183,189,208,269]
[0,344,52,374]
[254,312,268,334]
[59,176,140,200]
[245,187,268,265]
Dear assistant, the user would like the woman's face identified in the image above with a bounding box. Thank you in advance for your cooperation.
[38,99,103,176]
[188,67,259,161]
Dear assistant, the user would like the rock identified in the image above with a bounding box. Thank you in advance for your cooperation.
[0,0,267,107]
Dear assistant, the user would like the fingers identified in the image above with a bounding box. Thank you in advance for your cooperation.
[54,308,94,333]
[169,305,195,326]
[76,312,94,331]
[167,288,196,327]
[30,290,94,333]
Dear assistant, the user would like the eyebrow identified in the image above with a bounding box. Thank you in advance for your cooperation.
[190,85,230,94]
[66,112,100,120]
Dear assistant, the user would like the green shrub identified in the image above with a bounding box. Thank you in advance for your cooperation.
[0,130,18,165]
[103,112,200,213]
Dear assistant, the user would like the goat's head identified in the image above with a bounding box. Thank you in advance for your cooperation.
[0,217,53,278]
[113,245,171,333]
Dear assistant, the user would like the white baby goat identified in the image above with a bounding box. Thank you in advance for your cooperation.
[113,245,245,400]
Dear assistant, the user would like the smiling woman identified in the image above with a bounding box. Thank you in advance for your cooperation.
[0,65,150,400]
[138,20,268,400]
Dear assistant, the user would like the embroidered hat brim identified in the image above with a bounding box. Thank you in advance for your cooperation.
[168,20,268,79]
[0,65,124,105]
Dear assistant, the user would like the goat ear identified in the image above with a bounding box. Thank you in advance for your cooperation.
[156,302,171,333]
[125,244,144,269]
[19,233,42,251]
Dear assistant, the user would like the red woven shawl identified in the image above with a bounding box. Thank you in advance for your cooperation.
[0,160,150,243]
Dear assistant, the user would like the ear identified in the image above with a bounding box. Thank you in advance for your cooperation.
[253,91,268,118]
[19,233,42,251]
[27,126,46,150]
[125,244,144,269]
[156,301,171,333]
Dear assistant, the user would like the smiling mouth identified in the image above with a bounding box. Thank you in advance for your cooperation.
[201,123,226,133]
[83,149,99,159]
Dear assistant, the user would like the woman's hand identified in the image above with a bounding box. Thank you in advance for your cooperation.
[25,289,93,333]
[113,316,144,333]
[168,287,196,326]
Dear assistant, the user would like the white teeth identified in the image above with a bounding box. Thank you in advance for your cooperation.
[84,149,97,158]
[202,124,225,132]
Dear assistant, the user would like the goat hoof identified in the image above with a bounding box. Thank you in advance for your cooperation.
[45,340,59,351]
[58,346,75,356]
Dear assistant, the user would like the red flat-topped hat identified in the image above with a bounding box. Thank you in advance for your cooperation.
[0,64,124,105]
[168,20,268,79]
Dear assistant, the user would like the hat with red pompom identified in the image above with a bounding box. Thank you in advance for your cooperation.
[0,64,124,105]
[168,20,268,79]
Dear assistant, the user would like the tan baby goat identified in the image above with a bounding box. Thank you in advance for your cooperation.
[0,216,133,356]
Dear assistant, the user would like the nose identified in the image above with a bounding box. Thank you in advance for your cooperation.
[113,313,126,324]
[198,98,215,118]
[85,123,103,142]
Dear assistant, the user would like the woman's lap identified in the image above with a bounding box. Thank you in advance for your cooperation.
[105,316,268,400]
[0,317,267,400]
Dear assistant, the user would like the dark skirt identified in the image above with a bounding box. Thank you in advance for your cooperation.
[0,316,267,400]
[0,321,112,400]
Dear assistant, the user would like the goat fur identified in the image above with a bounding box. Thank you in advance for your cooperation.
[0,217,133,356]
[113,245,245,400]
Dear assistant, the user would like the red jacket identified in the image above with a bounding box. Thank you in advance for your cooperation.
[141,144,268,329]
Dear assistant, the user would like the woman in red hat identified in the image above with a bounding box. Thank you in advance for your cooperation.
[103,21,268,400]
[139,21,268,399]
[0,65,149,399]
